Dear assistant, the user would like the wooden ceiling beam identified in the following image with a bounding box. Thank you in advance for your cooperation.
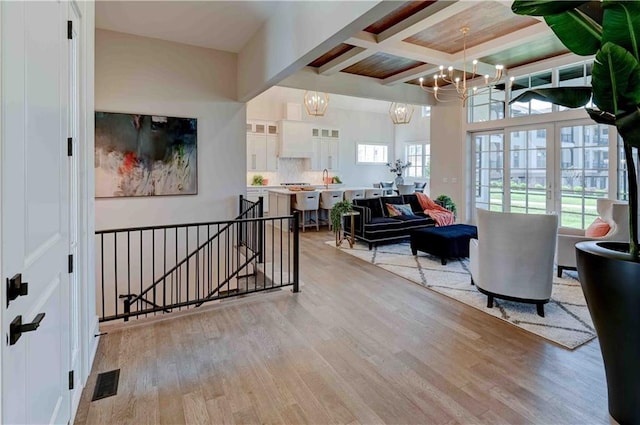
[280,66,436,105]
[318,47,373,76]
[345,31,378,49]
[377,1,479,44]
[376,24,553,86]
[382,63,439,86]
[462,21,553,60]
[313,1,553,87]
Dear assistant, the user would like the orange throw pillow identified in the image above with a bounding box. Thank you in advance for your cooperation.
[585,217,611,237]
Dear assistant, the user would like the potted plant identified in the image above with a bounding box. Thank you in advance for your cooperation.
[511,2,640,423]
[386,159,412,186]
[330,199,352,243]
[435,194,457,218]
[251,174,264,186]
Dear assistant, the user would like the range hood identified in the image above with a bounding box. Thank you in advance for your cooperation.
[278,120,312,158]
[285,102,302,121]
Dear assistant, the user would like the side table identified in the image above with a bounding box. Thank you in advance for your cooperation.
[335,211,360,248]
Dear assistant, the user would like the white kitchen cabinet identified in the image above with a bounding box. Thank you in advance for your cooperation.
[310,127,340,171]
[246,121,278,171]
[247,134,267,171]
[278,120,313,158]
[266,134,278,170]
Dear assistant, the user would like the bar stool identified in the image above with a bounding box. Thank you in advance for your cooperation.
[293,191,320,232]
[320,190,343,230]
[365,188,382,198]
[414,181,427,193]
[343,189,365,202]
[396,184,414,195]
[379,181,394,195]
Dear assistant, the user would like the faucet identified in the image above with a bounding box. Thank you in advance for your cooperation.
[322,169,329,189]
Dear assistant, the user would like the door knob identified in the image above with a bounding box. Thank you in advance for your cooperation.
[6,273,28,307]
[9,313,45,346]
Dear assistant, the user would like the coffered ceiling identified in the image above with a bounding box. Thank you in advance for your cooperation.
[303,0,570,90]
[95,0,587,104]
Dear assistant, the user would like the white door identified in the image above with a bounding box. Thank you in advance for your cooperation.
[1,2,71,424]
[67,2,83,412]
[506,125,554,214]
[472,123,615,228]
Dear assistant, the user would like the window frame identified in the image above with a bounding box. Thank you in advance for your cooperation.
[356,142,389,165]
[404,141,431,178]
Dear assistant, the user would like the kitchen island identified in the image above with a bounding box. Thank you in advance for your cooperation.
[268,187,369,223]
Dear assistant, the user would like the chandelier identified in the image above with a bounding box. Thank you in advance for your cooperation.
[418,27,506,106]
[303,90,329,116]
[389,102,414,124]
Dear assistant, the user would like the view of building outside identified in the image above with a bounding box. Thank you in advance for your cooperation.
[405,143,430,179]
[471,59,627,229]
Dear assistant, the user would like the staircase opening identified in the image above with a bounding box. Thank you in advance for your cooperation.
[95,195,300,323]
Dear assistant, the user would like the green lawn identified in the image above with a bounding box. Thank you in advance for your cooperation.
[486,189,600,228]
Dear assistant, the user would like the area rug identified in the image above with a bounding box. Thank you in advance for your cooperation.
[326,240,596,350]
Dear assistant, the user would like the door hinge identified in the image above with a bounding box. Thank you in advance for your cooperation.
[69,370,74,390]
[67,21,72,40]
[67,138,73,157]
[68,254,73,273]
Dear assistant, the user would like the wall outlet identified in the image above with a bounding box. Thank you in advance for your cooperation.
[443,177,448,183]
[451,177,458,183]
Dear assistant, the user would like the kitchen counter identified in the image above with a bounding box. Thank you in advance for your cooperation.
[267,186,368,195]
[268,187,369,218]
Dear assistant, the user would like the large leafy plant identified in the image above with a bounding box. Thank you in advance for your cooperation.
[511,0,640,258]
[330,200,353,232]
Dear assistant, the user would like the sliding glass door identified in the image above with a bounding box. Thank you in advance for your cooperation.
[508,126,552,214]
[474,132,504,212]
[472,120,617,228]
[556,123,610,228]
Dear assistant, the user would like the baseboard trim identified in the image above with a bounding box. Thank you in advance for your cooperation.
[89,315,100,372]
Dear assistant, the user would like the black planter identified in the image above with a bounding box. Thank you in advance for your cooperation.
[576,241,640,425]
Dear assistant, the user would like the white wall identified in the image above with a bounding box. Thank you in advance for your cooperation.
[237,1,392,101]
[95,30,245,230]
[247,86,395,187]
[430,102,467,220]
[394,108,431,188]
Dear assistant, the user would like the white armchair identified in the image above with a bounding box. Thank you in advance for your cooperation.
[469,209,558,317]
[556,199,628,277]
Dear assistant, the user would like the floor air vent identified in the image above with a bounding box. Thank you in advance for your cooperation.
[92,369,120,401]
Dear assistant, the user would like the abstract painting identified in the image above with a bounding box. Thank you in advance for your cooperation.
[95,112,197,197]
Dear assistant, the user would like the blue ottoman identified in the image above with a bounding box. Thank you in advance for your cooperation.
[410,224,478,265]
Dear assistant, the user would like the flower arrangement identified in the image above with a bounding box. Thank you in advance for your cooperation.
[386,159,411,176]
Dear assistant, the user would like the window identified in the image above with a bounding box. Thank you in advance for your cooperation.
[405,143,430,178]
[618,136,632,201]
[510,70,553,117]
[475,132,504,212]
[467,86,506,123]
[558,61,594,111]
[357,143,388,164]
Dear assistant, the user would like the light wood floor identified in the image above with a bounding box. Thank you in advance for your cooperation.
[74,230,609,425]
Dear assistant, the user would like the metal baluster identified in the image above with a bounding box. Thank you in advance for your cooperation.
[101,234,105,319]
[293,212,300,293]
[114,232,118,317]
[152,229,156,316]
[163,228,167,314]
[186,226,189,306]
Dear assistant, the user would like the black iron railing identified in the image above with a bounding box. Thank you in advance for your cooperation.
[95,195,300,322]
